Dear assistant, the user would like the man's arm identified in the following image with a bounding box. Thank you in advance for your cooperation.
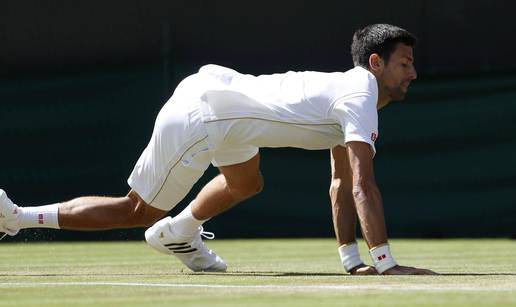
[345,142,387,248]
[330,145,376,275]
[346,141,437,275]
[330,145,359,245]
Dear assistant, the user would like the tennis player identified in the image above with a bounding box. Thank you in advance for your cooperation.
[1,24,435,275]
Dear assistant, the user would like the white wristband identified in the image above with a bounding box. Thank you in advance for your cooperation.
[338,242,363,273]
[369,244,397,274]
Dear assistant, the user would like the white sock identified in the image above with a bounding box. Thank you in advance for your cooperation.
[172,203,208,237]
[19,204,60,229]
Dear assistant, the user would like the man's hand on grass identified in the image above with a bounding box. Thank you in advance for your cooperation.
[383,265,438,275]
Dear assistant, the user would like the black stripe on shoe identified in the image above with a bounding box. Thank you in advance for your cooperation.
[168,245,193,251]
[164,242,188,247]
[173,248,197,253]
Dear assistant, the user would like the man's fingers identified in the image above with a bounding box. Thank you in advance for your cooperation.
[382,265,437,275]
[356,267,378,275]
[350,265,378,275]
[411,268,438,275]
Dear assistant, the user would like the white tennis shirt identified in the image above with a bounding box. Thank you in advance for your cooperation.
[195,64,379,155]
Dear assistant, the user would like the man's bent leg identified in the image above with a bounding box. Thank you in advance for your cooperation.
[144,153,261,272]
[192,152,263,220]
[169,153,263,238]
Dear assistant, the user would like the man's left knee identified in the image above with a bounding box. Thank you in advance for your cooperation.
[127,191,167,227]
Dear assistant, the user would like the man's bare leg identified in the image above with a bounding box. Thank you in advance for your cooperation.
[0,190,167,235]
[192,153,263,220]
[59,190,168,230]
[143,154,262,272]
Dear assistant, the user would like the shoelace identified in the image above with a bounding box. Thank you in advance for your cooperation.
[199,226,215,240]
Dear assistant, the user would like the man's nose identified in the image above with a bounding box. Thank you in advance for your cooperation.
[410,65,418,80]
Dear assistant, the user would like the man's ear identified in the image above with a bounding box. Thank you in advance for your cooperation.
[368,53,384,74]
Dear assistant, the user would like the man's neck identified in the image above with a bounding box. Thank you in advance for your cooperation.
[376,81,391,110]
[362,66,390,110]
[377,95,390,110]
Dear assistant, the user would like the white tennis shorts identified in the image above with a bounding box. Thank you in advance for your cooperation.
[127,76,259,211]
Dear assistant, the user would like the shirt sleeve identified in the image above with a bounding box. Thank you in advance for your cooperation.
[331,92,379,156]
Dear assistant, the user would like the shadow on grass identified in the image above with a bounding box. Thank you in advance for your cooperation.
[0,272,343,277]
[439,273,516,276]
[207,272,516,277]
[202,271,346,277]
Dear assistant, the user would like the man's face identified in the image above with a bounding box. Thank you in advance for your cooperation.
[379,43,417,101]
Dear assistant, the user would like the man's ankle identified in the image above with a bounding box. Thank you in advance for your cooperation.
[19,205,60,229]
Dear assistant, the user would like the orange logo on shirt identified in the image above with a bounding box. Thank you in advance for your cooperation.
[371,132,378,142]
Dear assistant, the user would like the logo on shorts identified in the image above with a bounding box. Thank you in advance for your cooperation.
[371,132,378,142]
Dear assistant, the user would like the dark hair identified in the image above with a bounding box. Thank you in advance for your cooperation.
[351,24,417,68]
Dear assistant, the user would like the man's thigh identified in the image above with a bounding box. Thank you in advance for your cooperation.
[127,95,210,211]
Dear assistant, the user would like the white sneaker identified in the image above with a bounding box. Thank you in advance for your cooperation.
[145,216,227,272]
[0,189,21,237]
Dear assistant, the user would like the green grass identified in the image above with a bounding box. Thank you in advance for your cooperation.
[1,239,515,306]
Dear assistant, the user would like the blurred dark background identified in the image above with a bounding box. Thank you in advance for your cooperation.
[1,0,515,241]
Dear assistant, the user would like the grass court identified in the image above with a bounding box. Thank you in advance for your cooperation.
[1,239,515,306]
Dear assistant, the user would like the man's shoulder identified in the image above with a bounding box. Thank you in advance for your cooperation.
[307,67,376,88]
[311,67,377,101]
[341,66,377,87]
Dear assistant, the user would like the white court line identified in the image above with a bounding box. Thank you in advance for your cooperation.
[0,281,513,292]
